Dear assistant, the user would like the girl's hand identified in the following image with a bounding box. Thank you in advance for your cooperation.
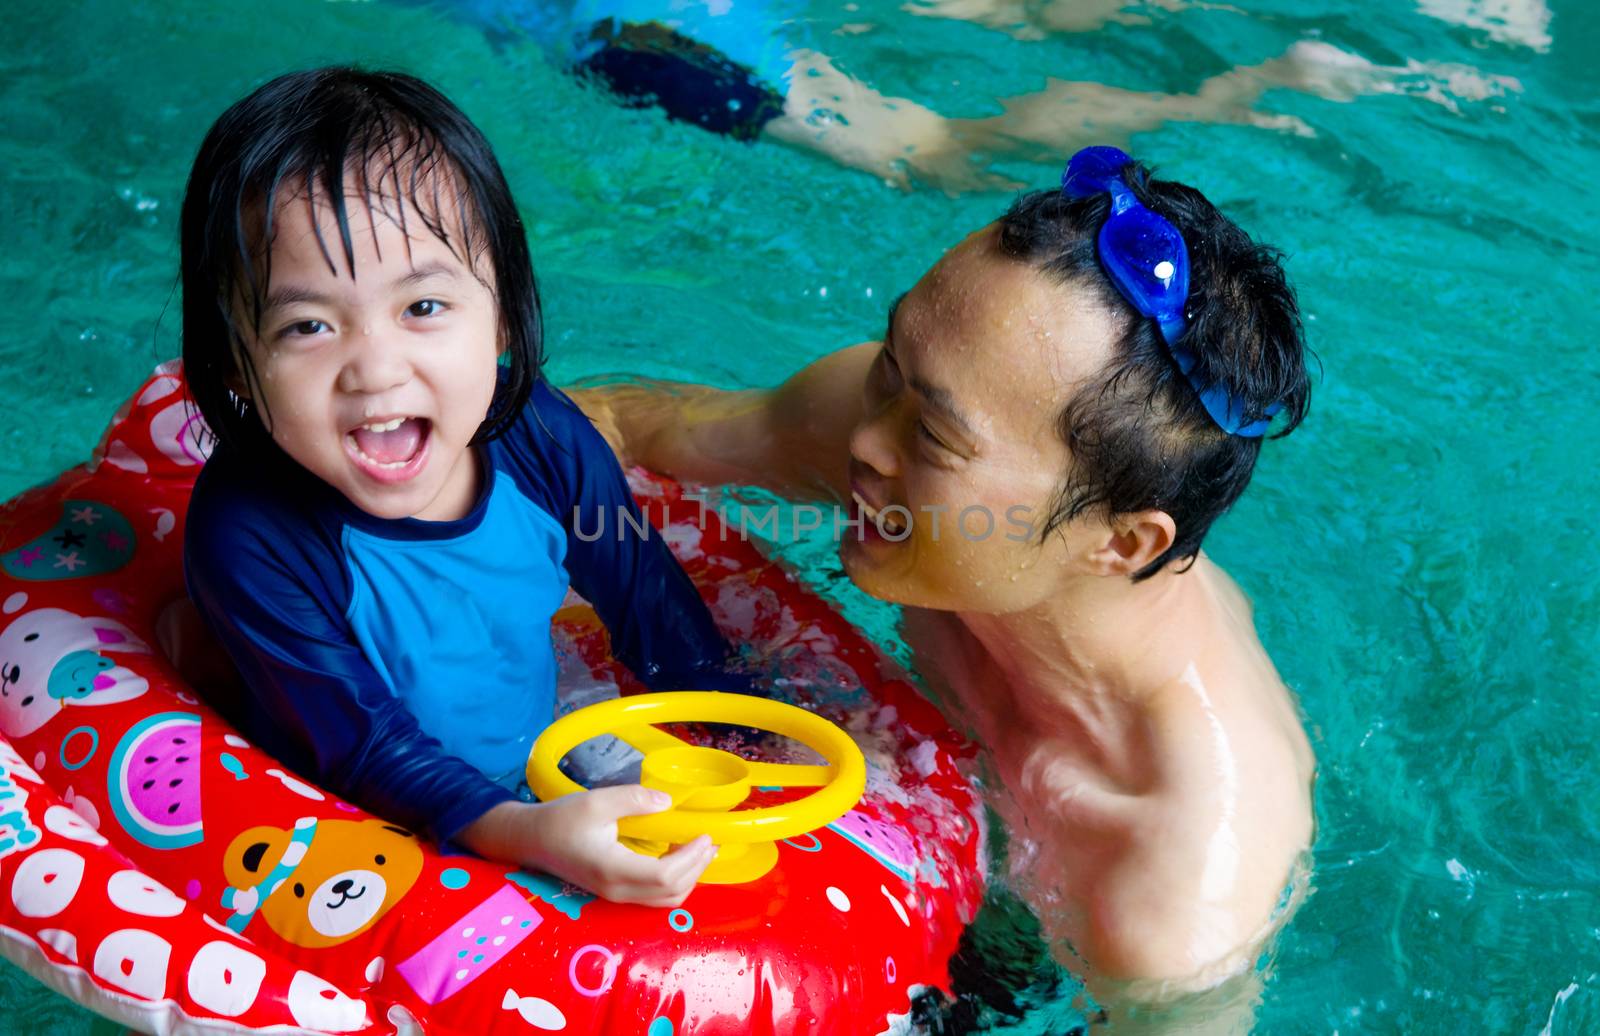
[461,788,716,907]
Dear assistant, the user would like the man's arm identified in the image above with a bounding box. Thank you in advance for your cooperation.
[569,341,878,503]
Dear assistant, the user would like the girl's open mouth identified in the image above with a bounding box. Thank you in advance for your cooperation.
[345,416,432,483]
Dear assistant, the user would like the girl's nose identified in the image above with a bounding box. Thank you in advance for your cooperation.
[336,339,412,396]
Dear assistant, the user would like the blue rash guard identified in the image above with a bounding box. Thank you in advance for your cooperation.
[184,380,737,844]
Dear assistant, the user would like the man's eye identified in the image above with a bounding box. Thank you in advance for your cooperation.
[917,421,944,448]
[406,299,443,318]
[876,351,904,393]
[867,353,889,394]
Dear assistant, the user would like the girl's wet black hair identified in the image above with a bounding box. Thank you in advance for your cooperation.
[998,160,1312,581]
[180,67,540,455]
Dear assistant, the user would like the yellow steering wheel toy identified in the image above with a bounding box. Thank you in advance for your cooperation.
[526,691,867,884]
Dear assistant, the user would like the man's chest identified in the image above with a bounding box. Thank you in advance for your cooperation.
[899,609,1157,838]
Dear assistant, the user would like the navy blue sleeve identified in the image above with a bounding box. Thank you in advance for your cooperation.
[183,453,516,844]
[511,381,746,691]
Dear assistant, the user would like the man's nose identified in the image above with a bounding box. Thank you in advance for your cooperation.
[848,402,903,480]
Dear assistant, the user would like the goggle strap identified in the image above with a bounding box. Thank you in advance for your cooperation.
[1192,373,1273,438]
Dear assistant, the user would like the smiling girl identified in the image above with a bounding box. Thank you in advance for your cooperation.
[180,68,736,906]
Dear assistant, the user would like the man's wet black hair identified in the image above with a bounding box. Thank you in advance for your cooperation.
[998,159,1311,580]
[180,67,540,454]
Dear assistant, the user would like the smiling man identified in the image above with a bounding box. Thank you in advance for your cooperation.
[576,148,1316,1016]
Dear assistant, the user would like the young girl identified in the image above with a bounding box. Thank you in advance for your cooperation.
[181,67,731,907]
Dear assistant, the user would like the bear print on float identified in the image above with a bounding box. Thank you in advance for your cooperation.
[221,817,424,948]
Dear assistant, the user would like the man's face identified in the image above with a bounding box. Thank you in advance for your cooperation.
[236,175,501,523]
[840,225,1124,613]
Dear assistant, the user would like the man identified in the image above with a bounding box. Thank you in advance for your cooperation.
[574,147,1316,1019]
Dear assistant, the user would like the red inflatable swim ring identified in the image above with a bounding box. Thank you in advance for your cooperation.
[0,363,986,1035]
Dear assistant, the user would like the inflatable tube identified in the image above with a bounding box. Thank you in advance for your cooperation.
[0,363,985,1035]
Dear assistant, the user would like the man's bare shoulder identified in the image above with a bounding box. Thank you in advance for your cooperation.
[1119,672,1312,971]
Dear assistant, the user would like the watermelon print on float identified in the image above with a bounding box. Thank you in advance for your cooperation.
[106,712,203,850]
[0,363,987,1035]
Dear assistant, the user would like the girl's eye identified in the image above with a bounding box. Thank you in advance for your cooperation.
[406,299,444,318]
[917,421,945,449]
[281,319,326,339]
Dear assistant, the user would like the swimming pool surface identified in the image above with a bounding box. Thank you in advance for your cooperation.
[1,1,1594,1032]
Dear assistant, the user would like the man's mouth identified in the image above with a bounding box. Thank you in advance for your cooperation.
[345,417,431,482]
[852,489,908,537]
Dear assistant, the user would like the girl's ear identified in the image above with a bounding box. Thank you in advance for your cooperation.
[225,339,253,399]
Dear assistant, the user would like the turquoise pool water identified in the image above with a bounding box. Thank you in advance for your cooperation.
[1,0,1594,1032]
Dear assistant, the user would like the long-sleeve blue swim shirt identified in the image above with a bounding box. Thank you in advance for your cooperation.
[184,380,735,843]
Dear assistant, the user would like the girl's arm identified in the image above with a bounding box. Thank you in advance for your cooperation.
[528,381,750,691]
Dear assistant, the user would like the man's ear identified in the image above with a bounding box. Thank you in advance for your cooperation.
[1085,510,1176,577]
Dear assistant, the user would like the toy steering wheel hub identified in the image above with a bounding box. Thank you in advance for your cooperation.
[640,745,752,811]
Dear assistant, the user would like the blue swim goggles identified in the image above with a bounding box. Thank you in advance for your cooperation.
[1062,146,1276,437]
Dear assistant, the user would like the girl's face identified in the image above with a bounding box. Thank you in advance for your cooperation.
[237,179,501,522]
[840,225,1125,613]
